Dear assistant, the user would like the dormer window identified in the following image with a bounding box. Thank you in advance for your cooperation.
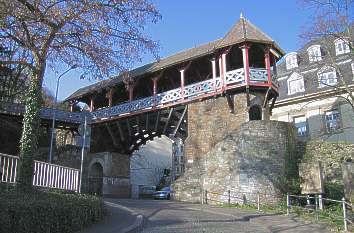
[307,45,322,62]
[318,66,337,88]
[287,72,305,95]
[285,52,298,70]
[334,38,350,55]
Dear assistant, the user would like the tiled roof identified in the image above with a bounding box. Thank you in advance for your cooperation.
[66,16,284,101]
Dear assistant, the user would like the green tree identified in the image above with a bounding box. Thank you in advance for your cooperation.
[0,0,160,189]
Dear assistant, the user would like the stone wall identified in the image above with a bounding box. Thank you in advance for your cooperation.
[202,121,297,204]
[50,147,131,198]
[86,152,130,198]
[173,93,294,204]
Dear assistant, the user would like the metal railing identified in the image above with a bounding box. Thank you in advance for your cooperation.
[287,194,353,232]
[0,153,80,192]
[203,189,353,232]
[203,189,268,211]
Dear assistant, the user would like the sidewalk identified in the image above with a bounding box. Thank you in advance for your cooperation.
[78,200,143,233]
[201,205,330,233]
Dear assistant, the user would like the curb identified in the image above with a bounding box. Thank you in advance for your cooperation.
[104,201,144,233]
[121,214,144,233]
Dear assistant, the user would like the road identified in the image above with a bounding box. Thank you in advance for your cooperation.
[105,198,330,233]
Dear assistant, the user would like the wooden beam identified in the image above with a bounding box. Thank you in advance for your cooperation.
[270,96,277,115]
[135,116,140,134]
[154,110,161,133]
[172,106,187,137]
[263,87,271,108]
[126,119,132,138]
[145,113,149,131]
[105,123,120,147]
[115,121,125,142]
[226,94,234,113]
[163,108,174,135]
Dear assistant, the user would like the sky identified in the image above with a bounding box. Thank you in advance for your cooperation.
[43,0,314,101]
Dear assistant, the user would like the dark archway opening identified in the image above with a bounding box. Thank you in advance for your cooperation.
[88,162,103,195]
[249,105,262,120]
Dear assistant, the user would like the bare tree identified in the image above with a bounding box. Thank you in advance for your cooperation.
[130,152,168,186]
[300,0,354,109]
[0,0,160,189]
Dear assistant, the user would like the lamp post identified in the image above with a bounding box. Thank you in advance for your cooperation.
[48,64,78,163]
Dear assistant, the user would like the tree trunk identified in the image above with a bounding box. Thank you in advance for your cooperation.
[18,71,43,190]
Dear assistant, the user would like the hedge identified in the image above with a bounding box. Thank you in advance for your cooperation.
[0,187,104,233]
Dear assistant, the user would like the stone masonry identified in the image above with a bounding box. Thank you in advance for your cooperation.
[173,93,297,204]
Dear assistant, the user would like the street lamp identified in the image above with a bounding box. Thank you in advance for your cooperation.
[48,64,78,163]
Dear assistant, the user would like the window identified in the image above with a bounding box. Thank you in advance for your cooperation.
[325,109,341,132]
[287,72,305,95]
[318,67,337,88]
[285,53,298,70]
[293,115,308,137]
[307,45,322,62]
[334,38,350,55]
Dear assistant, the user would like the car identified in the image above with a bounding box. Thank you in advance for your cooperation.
[140,186,156,199]
[152,186,171,200]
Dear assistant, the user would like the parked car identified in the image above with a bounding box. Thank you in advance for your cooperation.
[152,186,171,200]
[140,186,156,199]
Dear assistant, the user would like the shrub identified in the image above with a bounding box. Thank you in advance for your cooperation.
[0,188,104,233]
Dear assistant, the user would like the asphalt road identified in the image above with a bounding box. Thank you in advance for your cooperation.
[106,198,330,233]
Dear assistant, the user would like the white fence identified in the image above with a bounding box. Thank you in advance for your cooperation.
[0,153,80,192]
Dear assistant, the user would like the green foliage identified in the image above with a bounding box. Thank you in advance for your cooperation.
[0,188,104,233]
[18,74,42,190]
[325,182,344,200]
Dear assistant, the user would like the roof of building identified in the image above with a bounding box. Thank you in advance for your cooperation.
[66,16,284,101]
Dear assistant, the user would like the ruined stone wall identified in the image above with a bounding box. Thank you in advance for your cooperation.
[203,121,297,204]
[174,120,297,204]
[174,93,274,202]
[174,94,249,202]
[184,93,249,166]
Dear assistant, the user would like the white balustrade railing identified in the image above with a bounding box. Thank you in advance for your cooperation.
[0,153,80,192]
[92,67,274,120]
[225,68,245,85]
[0,153,18,183]
[249,68,268,82]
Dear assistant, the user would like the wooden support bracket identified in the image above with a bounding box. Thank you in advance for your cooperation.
[105,123,120,148]
[172,106,187,137]
[263,87,271,108]
[226,94,234,113]
[115,121,125,142]
[163,108,174,135]
[154,110,161,133]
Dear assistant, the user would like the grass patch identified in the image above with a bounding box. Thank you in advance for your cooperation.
[0,186,104,233]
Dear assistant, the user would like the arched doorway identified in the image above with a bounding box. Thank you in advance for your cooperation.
[88,162,103,195]
[249,105,262,120]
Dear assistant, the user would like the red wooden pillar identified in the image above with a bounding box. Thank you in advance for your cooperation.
[218,56,224,90]
[89,96,95,112]
[179,69,185,99]
[264,47,272,85]
[106,89,114,107]
[69,101,74,112]
[240,44,250,85]
[152,76,161,106]
[125,81,135,102]
[210,58,217,92]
